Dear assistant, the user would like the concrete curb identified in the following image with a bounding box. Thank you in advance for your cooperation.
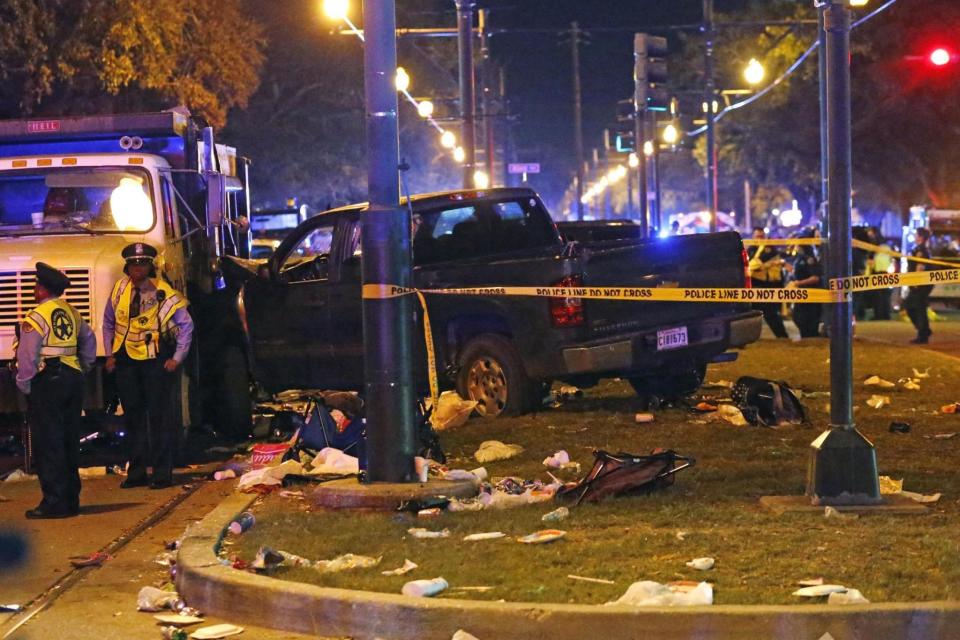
[177,491,960,640]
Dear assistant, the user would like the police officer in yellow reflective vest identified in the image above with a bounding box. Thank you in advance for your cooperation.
[103,243,193,489]
[15,263,97,519]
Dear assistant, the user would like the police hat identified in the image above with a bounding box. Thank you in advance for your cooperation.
[35,262,70,295]
[121,242,158,264]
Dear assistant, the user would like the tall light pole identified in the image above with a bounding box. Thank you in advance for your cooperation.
[455,0,476,188]
[360,0,417,482]
[572,22,585,220]
[703,0,718,233]
[807,0,880,505]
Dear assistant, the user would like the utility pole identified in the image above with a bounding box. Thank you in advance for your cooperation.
[807,0,880,505]
[818,6,829,214]
[652,113,662,233]
[634,33,649,237]
[456,0,476,188]
[361,0,417,483]
[703,0,718,233]
[479,9,495,185]
[572,22,585,220]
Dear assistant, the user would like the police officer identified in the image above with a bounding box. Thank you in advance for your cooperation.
[788,231,824,339]
[748,227,789,338]
[103,243,193,489]
[904,227,934,344]
[15,263,96,518]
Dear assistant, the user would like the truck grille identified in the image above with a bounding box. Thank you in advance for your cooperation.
[0,269,92,327]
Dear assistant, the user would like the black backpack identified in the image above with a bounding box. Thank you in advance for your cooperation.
[731,376,807,427]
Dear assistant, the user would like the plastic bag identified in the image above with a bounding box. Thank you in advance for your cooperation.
[431,391,477,431]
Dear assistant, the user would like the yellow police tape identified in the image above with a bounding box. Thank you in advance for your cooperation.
[743,236,959,269]
[741,237,824,246]
[829,267,960,292]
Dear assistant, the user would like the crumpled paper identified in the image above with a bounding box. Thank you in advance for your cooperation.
[305,447,359,475]
[474,440,524,463]
[607,580,713,607]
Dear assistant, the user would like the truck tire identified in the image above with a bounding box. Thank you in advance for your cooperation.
[218,345,253,439]
[456,334,536,418]
[628,363,707,402]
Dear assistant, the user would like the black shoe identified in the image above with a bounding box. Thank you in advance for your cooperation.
[910,337,929,344]
[25,504,78,519]
[120,476,149,489]
[149,477,173,490]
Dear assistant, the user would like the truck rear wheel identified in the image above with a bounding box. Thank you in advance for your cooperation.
[628,364,707,402]
[456,334,536,418]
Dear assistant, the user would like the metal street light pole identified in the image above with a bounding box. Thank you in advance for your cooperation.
[703,0,718,233]
[807,0,880,505]
[572,22,585,220]
[479,9,496,185]
[456,0,477,188]
[360,0,417,483]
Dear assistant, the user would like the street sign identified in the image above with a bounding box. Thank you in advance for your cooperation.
[508,162,540,175]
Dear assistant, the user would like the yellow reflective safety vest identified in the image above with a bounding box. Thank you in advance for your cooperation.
[110,277,187,360]
[748,244,783,283]
[22,298,82,371]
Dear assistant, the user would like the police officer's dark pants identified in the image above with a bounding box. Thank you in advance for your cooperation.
[905,288,931,339]
[28,362,83,511]
[115,353,178,482]
[792,303,823,338]
[752,280,788,338]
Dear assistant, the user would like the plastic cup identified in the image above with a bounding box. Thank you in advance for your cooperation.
[31,212,44,228]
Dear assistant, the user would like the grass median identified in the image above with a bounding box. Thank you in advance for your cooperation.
[227,337,960,605]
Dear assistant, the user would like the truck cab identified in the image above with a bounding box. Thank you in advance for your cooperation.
[0,111,252,435]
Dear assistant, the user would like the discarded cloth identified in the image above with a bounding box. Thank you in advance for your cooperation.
[237,459,303,492]
[474,440,524,463]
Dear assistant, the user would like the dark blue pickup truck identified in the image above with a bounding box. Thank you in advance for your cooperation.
[230,188,761,417]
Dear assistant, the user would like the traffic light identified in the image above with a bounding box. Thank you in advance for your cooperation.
[613,98,635,152]
[929,47,955,67]
[634,33,669,112]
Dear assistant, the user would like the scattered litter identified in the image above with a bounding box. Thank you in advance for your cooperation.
[558,385,583,399]
[161,627,188,640]
[446,497,486,512]
[568,574,615,585]
[824,506,859,520]
[607,581,713,607]
[703,380,733,389]
[189,623,244,639]
[78,466,107,478]
[866,395,890,409]
[792,584,847,597]
[900,490,941,504]
[463,532,506,541]
[542,506,570,523]
[401,577,449,597]
[717,404,748,426]
[430,391,478,431]
[414,456,430,483]
[912,367,930,379]
[888,422,911,434]
[315,554,381,573]
[863,375,895,388]
[634,412,655,423]
[543,450,570,468]
[693,402,718,413]
[941,403,960,414]
[923,432,957,440]
[228,512,255,535]
[236,459,303,492]
[305,447,360,475]
[798,390,830,399]
[382,559,418,576]
[828,588,870,605]
[3,469,37,483]
[69,551,110,568]
[137,586,180,611]
[417,507,442,518]
[213,469,236,481]
[797,578,824,587]
[518,529,566,545]
[685,557,714,571]
[250,547,285,572]
[902,379,921,391]
[474,440,524,463]
[448,586,495,592]
[675,531,688,541]
[0,604,22,613]
[818,634,836,640]
[154,613,204,626]
[452,631,480,640]
[249,442,292,468]
[278,489,305,499]
[443,468,485,482]
[408,528,451,539]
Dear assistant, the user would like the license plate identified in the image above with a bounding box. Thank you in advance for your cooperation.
[657,326,689,351]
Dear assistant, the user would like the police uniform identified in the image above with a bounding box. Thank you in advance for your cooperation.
[103,243,193,489]
[904,238,934,344]
[748,243,789,338]
[15,263,97,519]
[790,247,823,338]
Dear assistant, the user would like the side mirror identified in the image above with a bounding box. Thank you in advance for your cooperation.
[205,172,225,227]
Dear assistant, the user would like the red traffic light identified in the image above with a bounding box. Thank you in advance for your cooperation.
[930,48,953,66]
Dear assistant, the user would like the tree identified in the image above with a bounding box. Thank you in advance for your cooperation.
[0,0,264,127]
